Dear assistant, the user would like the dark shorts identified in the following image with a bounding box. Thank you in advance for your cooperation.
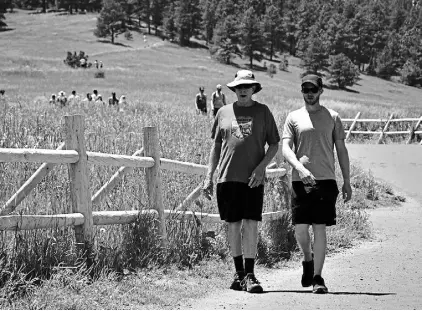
[216,182,264,223]
[212,108,220,116]
[291,180,339,226]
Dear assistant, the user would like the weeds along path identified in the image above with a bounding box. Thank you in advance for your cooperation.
[185,144,422,310]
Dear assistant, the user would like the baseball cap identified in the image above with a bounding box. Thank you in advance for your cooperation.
[301,74,323,88]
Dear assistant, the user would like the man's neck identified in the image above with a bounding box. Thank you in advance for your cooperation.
[305,101,322,112]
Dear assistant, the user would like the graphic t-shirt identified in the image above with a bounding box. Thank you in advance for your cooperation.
[211,101,280,184]
[282,106,346,181]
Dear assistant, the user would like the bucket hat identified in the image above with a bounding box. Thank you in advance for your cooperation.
[227,70,262,94]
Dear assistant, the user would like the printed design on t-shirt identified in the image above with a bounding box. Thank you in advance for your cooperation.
[231,116,253,139]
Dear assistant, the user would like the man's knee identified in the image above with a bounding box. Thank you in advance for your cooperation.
[295,224,310,239]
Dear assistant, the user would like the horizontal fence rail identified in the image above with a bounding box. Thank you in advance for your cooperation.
[0,115,287,250]
[343,113,422,144]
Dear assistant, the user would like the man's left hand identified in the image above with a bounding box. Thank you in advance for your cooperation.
[342,182,352,202]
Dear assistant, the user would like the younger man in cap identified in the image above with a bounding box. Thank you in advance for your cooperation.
[203,70,280,293]
[195,86,208,115]
[282,74,352,294]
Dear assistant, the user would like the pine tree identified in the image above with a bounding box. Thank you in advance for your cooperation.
[300,27,329,75]
[213,16,242,64]
[239,7,265,68]
[262,4,283,61]
[94,0,126,44]
[328,53,360,89]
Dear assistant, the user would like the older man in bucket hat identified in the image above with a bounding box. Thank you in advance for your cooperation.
[203,70,280,293]
[282,74,352,294]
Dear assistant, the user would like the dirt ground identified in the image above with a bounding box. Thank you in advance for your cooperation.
[185,144,422,310]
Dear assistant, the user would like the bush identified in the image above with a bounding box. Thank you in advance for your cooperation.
[399,59,422,86]
[94,71,105,78]
[63,51,91,69]
[328,53,360,89]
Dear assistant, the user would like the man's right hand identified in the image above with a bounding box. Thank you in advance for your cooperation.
[202,178,213,200]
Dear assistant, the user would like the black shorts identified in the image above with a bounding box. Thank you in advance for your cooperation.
[291,180,339,226]
[216,182,264,223]
[212,108,220,116]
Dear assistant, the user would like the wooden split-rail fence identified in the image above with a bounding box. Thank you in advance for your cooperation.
[0,115,287,248]
[343,113,422,144]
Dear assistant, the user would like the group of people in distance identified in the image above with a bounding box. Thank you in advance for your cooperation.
[202,70,352,295]
[49,89,127,108]
[195,84,227,117]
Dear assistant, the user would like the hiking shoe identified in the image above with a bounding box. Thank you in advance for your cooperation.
[301,256,314,287]
[230,271,245,291]
[241,273,263,293]
[312,275,328,294]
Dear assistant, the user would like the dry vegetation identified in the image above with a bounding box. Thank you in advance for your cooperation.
[0,10,420,309]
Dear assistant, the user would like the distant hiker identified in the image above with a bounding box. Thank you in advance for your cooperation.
[95,94,104,105]
[92,89,99,101]
[94,60,98,69]
[82,93,93,105]
[119,95,127,105]
[108,92,118,106]
[99,61,103,69]
[57,91,67,107]
[282,74,352,294]
[195,86,207,115]
[210,84,226,117]
[67,90,80,105]
[80,58,87,68]
[0,90,4,96]
[49,94,56,105]
[202,70,280,294]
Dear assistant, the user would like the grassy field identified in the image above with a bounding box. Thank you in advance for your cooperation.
[0,10,419,309]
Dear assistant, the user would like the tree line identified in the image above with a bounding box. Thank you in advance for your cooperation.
[2,0,422,87]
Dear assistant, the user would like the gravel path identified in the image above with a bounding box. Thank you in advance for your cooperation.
[186,144,422,310]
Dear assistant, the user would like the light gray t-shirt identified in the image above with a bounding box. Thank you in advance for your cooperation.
[212,101,280,184]
[282,106,345,181]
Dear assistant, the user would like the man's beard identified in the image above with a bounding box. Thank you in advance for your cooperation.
[304,95,319,105]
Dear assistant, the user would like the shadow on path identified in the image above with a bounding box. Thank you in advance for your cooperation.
[263,290,396,296]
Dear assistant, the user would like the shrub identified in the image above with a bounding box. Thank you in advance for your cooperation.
[94,71,105,78]
[400,59,422,86]
[64,51,91,69]
[328,53,360,89]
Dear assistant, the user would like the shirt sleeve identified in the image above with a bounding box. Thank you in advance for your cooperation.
[333,114,346,141]
[282,113,295,140]
[265,106,281,145]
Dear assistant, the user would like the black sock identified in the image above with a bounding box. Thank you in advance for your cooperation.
[245,258,255,274]
[233,255,244,272]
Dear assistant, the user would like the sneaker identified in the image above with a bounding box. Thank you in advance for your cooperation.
[312,275,328,294]
[241,273,263,293]
[301,255,314,287]
[230,271,245,291]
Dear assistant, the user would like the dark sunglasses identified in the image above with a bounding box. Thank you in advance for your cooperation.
[302,87,319,94]
[235,84,253,90]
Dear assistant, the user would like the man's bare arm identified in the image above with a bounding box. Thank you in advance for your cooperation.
[248,143,279,188]
[203,141,222,199]
[282,138,316,185]
[335,139,352,202]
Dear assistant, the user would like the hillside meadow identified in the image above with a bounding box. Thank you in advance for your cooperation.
[0,10,420,309]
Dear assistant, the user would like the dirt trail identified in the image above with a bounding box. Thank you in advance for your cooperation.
[186,144,422,310]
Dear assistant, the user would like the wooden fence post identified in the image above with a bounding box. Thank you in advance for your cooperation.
[406,116,422,144]
[346,112,361,142]
[377,113,394,144]
[143,126,167,246]
[64,115,94,252]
